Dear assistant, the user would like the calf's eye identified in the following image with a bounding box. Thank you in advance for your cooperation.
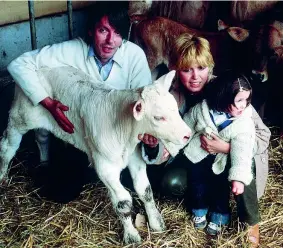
[154,116,165,121]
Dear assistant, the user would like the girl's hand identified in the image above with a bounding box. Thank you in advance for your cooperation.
[138,134,159,147]
[200,133,230,154]
[231,181,245,195]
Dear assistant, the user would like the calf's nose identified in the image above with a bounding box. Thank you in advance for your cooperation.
[252,70,268,82]
[183,132,191,142]
[259,74,264,81]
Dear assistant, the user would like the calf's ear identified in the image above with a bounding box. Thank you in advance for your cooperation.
[133,99,145,121]
[154,70,176,91]
[273,46,283,59]
[218,19,228,31]
[227,27,249,42]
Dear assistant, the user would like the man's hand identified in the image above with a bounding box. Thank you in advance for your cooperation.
[231,181,244,195]
[40,97,74,134]
[200,133,230,154]
[138,133,159,147]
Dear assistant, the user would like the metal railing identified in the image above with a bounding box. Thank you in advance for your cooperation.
[27,0,73,50]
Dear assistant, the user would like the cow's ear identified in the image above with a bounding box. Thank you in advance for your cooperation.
[227,27,249,42]
[133,99,145,121]
[218,19,228,31]
[273,45,283,58]
[154,70,176,91]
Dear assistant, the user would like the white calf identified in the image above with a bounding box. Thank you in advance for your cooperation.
[0,66,191,244]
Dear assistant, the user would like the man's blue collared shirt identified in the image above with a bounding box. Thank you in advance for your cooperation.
[88,46,114,81]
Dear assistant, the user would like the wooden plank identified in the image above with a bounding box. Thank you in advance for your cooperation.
[0,0,95,26]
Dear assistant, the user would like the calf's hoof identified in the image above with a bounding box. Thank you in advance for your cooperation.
[150,217,166,232]
[148,210,166,232]
[0,175,9,186]
[124,228,142,245]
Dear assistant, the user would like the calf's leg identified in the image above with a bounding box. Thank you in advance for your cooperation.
[35,128,50,162]
[128,149,165,232]
[93,155,141,244]
[0,124,26,182]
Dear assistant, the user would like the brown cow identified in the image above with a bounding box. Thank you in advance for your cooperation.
[218,20,283,82]
[250,21,283,81]
[131,17,250,75]
[129,0,212,30]
[129,1,282,31]
[228,1,280,26]
[267,47,283,137]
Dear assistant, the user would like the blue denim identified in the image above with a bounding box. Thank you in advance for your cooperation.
[211,212,230,226]
[187,155,231,218]
[192,208,208,217]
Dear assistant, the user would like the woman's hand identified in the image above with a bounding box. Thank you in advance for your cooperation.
[231,181,245,195]
[40,97,74,134]
[200,133,230,154]
[138,134,159,147]
[162,148,170,160]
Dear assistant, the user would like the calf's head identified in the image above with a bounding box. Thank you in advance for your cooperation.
[133,70,191,145]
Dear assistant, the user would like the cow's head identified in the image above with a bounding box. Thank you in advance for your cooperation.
[248,22,283,82]
[133,70,191,145]
[128,0,152,16]
[218,19,283,82]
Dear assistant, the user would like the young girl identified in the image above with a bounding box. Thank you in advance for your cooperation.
[165,71,256,235]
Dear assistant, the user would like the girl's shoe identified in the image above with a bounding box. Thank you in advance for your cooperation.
[206,222,221,236]
[193,215,207,229]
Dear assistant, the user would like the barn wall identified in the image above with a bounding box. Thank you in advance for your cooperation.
[0,1,94,26]
[0,2,93,72]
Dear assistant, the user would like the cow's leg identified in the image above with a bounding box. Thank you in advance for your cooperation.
[0,125,26,182]
[35,128,50,162]
[93,156,141,244]
[128,148,165,232]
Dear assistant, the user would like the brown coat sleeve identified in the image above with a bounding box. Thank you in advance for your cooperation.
[251,106,271,198]
[251,106,271,155]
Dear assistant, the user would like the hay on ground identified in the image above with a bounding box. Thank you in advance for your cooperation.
[0,126,282,248]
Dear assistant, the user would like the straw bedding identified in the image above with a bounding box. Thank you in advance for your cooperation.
[0,126,282,248]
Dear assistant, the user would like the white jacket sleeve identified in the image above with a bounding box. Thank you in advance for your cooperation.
[228,124,255,186]
[128,46,152,88]
[7,38,86,105]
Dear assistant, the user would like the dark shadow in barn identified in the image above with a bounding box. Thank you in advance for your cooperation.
[30,135,98,204]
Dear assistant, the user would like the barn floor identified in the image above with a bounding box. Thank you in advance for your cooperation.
[0,75,282,247]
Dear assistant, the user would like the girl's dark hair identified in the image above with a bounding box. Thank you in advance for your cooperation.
[206,70,252,112]
[86,1,130,44]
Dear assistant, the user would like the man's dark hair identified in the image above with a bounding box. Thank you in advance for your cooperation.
[86,1,130,43]
[206,70,252,113]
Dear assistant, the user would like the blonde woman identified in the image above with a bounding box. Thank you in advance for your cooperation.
[142,33,270,247]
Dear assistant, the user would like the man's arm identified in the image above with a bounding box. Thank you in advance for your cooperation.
[7,38,85,106]
[7,38,86,133]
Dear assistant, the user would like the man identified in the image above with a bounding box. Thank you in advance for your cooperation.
[7,1,152,202]
[8,1,152,163]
